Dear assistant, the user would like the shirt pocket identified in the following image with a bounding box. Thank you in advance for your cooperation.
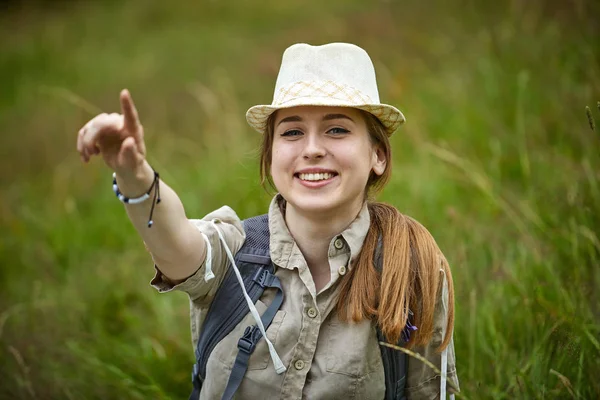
[325,317,381,378]
[213,299,287,371]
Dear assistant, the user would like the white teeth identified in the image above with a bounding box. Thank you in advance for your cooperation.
[298,172,334,181]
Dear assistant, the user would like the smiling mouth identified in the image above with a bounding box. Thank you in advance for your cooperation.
[295,172,337,181]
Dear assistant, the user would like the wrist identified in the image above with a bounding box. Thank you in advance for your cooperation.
[112,163,162,228]
[115,161,155,197]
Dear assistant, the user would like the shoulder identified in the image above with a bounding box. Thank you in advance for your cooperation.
[201,205,245,226]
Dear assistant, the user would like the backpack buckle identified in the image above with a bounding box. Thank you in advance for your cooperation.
[253,268,275,288]
[237,325,263,353]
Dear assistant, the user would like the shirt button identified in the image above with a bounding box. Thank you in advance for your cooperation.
[338,265,347,276]
[334,237,344,250]
[307,307,318,318]
[294,360,305,370]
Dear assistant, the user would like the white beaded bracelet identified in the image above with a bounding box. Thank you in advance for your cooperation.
[112,173,151,204]
[112,171,161,227]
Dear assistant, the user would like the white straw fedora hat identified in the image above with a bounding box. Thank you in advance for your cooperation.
[246,42,405,135]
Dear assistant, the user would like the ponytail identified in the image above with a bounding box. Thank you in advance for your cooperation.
[336,202,455,351]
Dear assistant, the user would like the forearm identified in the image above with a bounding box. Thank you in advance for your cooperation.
[116,160,206,280]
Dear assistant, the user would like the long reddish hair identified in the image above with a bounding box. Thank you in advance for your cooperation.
[260,111,455,351]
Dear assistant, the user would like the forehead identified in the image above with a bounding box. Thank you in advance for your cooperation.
[273,106,364,123]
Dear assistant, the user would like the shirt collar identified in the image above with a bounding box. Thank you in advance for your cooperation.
[267,194,371,269]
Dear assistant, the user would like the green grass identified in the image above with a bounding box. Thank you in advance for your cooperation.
[1,0,599,398]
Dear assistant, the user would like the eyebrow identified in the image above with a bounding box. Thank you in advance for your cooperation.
[276,113,354,126]
[322,113,354,122]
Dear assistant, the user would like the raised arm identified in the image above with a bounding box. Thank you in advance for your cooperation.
[76,89,205,282]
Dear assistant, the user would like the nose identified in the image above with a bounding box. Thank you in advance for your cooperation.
[302,132,326,159]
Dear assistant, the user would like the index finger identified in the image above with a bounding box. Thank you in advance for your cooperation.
[120,89,140,133]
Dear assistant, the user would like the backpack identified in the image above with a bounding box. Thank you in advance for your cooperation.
[190,214,409,400]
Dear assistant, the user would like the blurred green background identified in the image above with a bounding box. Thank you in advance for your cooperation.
[1,0,599,398]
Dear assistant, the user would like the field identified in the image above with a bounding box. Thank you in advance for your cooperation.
[1,0,599,398]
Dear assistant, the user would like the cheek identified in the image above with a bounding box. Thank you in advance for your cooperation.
[270,148,281,168]
[341,143,374,173]
[270,146,291,179]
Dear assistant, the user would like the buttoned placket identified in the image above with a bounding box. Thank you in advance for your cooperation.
[280,288,323,398]
[321,235,351,293]
[280,235,351,398]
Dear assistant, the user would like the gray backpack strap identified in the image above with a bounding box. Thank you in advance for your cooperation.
[221,269,284,400]
[378,329,408,400]
[374,236,411,400]
[190,214,274,400]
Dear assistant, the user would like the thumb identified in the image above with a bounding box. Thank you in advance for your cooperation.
[118,136,142,168]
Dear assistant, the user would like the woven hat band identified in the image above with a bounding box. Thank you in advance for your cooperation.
[273,80,375,107]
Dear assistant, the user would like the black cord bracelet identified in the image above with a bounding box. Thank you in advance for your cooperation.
[112,170,161,227]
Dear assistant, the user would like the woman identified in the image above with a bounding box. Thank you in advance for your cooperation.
[76,42,459,399]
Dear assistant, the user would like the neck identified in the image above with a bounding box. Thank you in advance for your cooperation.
[284,199,364,275]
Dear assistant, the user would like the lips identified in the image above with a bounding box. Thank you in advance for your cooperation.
[294,168,338,181]
[293,169,338,189]
[297,172,335,181]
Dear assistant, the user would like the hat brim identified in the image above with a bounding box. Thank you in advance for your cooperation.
[246,96,405,136]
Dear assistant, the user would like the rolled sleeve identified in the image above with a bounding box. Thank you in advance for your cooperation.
[150,206,246,302]
[406,267,459,399]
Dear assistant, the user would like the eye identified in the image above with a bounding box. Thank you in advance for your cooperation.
[327,127,350,135]
[281,129,303,137]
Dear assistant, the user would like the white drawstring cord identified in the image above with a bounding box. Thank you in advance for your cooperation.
[210,220,287,374]
[440,346,448,399]
[439,267,448,399]
[200,232,215,281]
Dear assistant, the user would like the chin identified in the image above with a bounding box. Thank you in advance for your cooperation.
[285,191,357,217]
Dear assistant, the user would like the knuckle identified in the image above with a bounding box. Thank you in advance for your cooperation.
[90,115,103,126]
[83,128,95,144]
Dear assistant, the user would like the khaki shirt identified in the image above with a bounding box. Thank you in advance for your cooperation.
[152,195,459,399]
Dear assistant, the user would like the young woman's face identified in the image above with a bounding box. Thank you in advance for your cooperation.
[271,106,386,216]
